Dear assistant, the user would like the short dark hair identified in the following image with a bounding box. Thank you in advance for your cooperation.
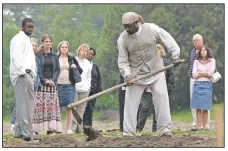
[22,18,34,26]
[197,45,212,60]
[89,47,96,56]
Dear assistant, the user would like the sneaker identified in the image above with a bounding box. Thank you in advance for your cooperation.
[191,125,198,131]
[67,130,74,134]
[206,124,210,130]
[47,131,53,135]
[152,127,157,132]
[136,128,142,132]
[14,135,23,138]
[123,132,134,136]
[10,124,15,135]
[50,133,56,136]
[24,136,40,142]
[161,131,173,137]
[202,128,210,131]
[158,127,173,137]
[75,125,83,133]
[75,128,83,134]
[136,133,142,136]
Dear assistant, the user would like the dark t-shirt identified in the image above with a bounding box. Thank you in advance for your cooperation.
[43,53,53,79]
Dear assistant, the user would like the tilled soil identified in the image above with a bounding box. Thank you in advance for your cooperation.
[3,134,216,147]
[3,118,218,148]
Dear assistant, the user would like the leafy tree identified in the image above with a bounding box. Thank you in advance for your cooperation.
[2,4,225,116]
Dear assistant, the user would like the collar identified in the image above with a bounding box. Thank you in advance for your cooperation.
[193,47,200,53]
[40,48,55,55]
[129,24,142,37]
[19,31,30,39]
[199,58,213,64]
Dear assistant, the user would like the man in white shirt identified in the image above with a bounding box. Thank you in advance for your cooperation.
[10,18,37,142]
[117,12,181,137]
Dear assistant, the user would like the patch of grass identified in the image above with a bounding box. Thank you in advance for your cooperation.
[3,134,12,141]
[93,110,102,120]
[71,133,84,138]
[173,129,216,135]
[171,110,193,123]
[101,131,122,137]
[140,131,154,136]
[209,102,224,120]
[3,103,224,124]
[61,113,66,121]
[3,115,11,123]
[171,102,224,123]
[99,129,216,138]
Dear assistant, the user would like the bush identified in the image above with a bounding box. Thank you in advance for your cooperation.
[95,92,119,111]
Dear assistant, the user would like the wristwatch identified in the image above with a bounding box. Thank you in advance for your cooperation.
[25,69,31,73]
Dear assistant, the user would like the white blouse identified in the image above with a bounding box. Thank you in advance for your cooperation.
[75,56,92,92]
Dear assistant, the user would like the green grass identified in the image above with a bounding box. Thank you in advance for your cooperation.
[3,115,11,123]
[93,110,102,120]
[171,102,224,123]
[3,103,222,142]
[2,128,216,142]
[3,103,224,124]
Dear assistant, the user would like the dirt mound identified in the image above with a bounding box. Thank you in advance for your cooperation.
[4,135,81,147]
[3,134,216,147]
[39,135,79,147]
[79,134,216,147]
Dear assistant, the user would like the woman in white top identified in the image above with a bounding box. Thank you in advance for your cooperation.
[72,43,92,133]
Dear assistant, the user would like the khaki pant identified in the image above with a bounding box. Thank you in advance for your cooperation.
[14,73,35,138]
[124,72,171,135]
[72,91,90,131]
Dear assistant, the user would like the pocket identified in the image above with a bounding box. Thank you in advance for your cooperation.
[26,72,34,79]
[57,84,62,91]
[65,85,73,92]
[206,82,212,92]
[194,82,200,87]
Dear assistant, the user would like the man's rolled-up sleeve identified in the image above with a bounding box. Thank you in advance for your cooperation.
[149,23,180,59]
[117,36,131,78]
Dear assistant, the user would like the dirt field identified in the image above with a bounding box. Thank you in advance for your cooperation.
[3,119,218,147]
[3,133,216,147]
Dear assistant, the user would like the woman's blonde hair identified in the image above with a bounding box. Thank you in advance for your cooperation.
[31,38,38,52]
[57,41,71,56]
[76,43,90,56]
[156,40,167,58]
[31,38,38,43]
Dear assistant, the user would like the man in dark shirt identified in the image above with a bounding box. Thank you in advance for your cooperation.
[118,74,126,132]
[83,47,102,127]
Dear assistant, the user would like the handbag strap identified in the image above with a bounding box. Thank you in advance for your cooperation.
[71,60,74,66]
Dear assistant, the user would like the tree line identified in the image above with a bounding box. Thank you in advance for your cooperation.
[2,4,225,117]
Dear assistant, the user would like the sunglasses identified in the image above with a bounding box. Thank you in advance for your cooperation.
[123,22,136,30]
